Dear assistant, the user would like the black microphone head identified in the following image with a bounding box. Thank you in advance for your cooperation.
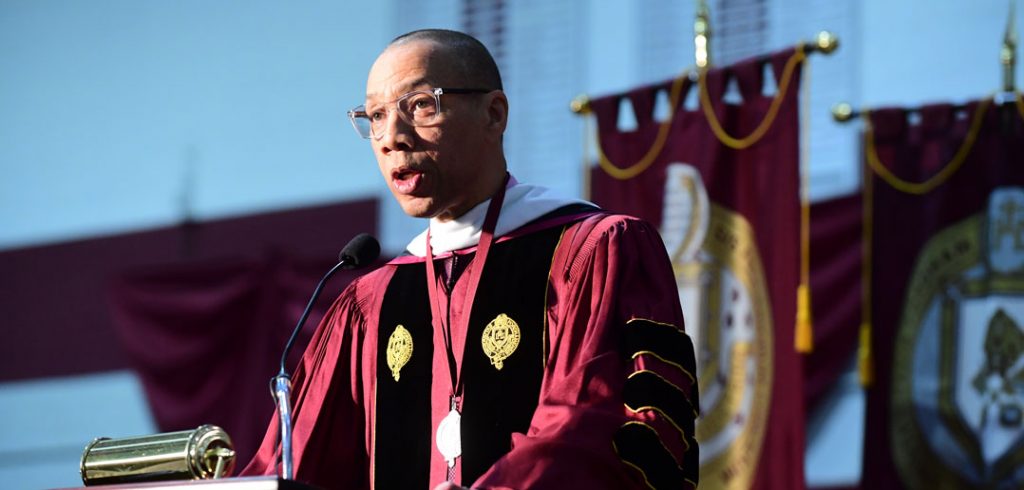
[338,233,380,269]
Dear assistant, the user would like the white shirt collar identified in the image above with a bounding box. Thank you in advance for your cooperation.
[404,177,591,257]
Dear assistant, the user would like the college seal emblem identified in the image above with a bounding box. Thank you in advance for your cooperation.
[386,324,413,381]
[891,187,1024,489]
[659,163,773,489]
[481,313,520,370]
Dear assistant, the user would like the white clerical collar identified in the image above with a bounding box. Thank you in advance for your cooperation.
[404,176,591,257]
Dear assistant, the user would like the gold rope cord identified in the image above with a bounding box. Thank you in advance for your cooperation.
[857,95,998,385]
[582,113,593,200]
[859,146,874,387]
[595,45,808,180]
[596,73,689,180]
[863,98,992,195]
[698,45,807,150]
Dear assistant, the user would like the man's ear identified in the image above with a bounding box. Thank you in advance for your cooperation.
[484,91,509,135]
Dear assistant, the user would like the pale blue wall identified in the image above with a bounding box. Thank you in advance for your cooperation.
[0,1,389,251]
[0,372,157,489]
[862,0,1023,107]
[1,4,391,487]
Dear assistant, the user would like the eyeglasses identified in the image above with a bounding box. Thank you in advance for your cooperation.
[347,87,491,140]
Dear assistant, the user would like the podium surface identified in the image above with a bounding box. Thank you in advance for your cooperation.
[55,476,320,490]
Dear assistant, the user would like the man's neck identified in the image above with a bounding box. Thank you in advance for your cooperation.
[401,177,592,258]
[434,169,508,223]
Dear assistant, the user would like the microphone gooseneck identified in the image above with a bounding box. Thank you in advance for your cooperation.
[272,233,380,480]
[277,233,380,376]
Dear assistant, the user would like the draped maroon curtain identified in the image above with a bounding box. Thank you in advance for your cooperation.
[804,193,862,411]
[0,197,378,469]
[108,253,374,467]
[860,101,1024,489]
[109,253,372,468]
[590,48,806,490]
[0,198,377,384]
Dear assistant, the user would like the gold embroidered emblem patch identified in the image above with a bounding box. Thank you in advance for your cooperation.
[386,325,413,381]
[481,313,520,370]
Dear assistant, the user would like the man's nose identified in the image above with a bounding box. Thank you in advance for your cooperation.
[377,110,414,153]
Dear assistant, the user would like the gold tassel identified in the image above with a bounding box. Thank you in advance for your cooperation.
[794,56,813,354]
[795,284,814,353]
[858,323,873,386]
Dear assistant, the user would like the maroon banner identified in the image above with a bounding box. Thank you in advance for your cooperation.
[861,100,1024,489]
[590,47,806,489]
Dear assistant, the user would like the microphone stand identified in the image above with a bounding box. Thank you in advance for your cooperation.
[271,259,349,480]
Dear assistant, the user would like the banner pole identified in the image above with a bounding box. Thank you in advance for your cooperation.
[571,95,592,200]
[1001,0,1017,94]
[695,0,711,70]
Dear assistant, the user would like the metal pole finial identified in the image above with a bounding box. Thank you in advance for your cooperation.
[695,0,711,69]
[1001,0,1017,92]
[831,102,856,123]
[813,31,839,55]
[570,94,591,115]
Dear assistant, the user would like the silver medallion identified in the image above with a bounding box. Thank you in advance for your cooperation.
[436,408,462,467]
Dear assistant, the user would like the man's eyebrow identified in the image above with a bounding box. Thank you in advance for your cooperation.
[366,77,432,103]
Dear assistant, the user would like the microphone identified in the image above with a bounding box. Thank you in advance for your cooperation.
[337,232,382,270]
[272,233,380,480]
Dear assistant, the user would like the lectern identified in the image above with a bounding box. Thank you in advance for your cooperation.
[55,476,320,490]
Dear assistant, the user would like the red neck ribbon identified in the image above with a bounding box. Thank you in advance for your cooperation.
[424,174,509,404]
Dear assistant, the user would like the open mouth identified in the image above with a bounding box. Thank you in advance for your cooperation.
[393,168,420,181]
[392,168,424,194]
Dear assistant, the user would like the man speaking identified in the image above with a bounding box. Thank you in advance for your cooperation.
[243,29,699,490]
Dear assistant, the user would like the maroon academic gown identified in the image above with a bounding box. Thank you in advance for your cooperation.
[242,212,699,489]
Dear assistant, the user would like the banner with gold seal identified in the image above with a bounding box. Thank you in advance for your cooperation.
[860,99,1024,489]
[588,47,807,490]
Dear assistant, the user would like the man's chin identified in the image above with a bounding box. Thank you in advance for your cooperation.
[396,197,438,219]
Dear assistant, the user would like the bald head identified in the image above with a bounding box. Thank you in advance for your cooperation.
[387,29,503,91]
[364,30,510,222]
